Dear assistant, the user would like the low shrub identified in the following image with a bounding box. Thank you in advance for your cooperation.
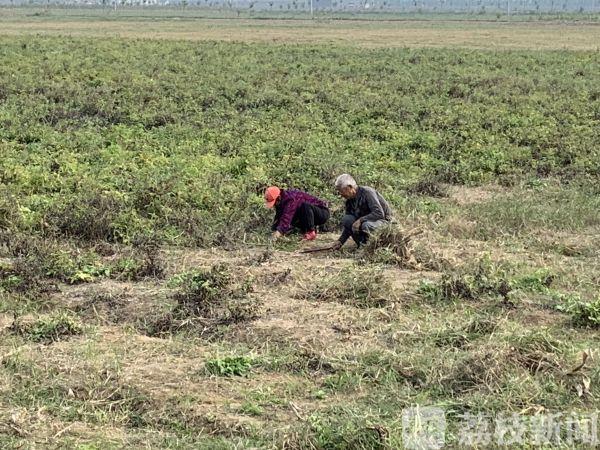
[418,267,510,303]
[141,264,259,337]
[12,312,83,343]
[205,356,253,377]
[41,190,127,243]
[302,410,389,450]
[298,265,394,308]
[556,295,600,328]
[4,234,106,287]
[445,329,564,395]
[173,264,255,321]
[511,268,555,292]
[110,235,164,281]
[416,258,552,304]
[0,189,21,232]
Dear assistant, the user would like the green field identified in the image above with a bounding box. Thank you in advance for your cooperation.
[1,7,600,49]
[0,12,599,449]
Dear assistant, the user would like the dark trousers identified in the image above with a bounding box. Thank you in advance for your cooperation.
[292,203,330,233]
[341,214,387,246]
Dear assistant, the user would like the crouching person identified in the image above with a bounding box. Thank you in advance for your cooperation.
[331,174,392,250]
[265,186,330,241]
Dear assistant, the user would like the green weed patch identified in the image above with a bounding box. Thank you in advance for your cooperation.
[11,312,83,343]
[206,356,254,377]
[1,38,598,244]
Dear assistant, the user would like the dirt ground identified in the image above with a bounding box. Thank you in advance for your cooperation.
[1,17,599,50]
[1,201,599,447]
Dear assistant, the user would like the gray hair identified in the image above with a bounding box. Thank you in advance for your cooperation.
[334,174,357,190]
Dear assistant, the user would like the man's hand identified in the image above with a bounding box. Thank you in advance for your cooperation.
[271,230,282,241]
[331,241,343,251]
[352,219,362,234]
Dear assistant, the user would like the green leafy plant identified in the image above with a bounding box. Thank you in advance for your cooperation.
[419,263,560,305]
[239,401,264,416]
[109,238,164,281]
[511,269,555,292]
[205,356,253,377]
[305,411,388,449]
[556,295,600,328]
[12,312,83,343]
[173,264,255,321]
[1,38,598,245]
[141,264,258,337]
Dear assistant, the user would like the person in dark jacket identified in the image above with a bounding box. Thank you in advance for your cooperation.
[331,174,392,249]
[265,186,330,241]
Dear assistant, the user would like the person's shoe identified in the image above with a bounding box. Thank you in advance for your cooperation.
[302,230,317,241]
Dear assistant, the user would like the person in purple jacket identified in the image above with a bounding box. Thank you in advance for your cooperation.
[264,186,330,241]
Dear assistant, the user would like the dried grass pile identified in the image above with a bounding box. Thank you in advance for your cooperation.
[360,224,422,269]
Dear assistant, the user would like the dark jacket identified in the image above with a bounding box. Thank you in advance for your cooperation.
[337,186,392,245]
[272,189,328,234]
[344,186,392,222]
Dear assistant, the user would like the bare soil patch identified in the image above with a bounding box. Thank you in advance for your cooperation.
[1,19,599,50]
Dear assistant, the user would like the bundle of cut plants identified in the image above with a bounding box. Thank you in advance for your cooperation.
[360,224,422,268]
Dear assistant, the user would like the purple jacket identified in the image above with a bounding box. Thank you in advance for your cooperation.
[272,189,328,234]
